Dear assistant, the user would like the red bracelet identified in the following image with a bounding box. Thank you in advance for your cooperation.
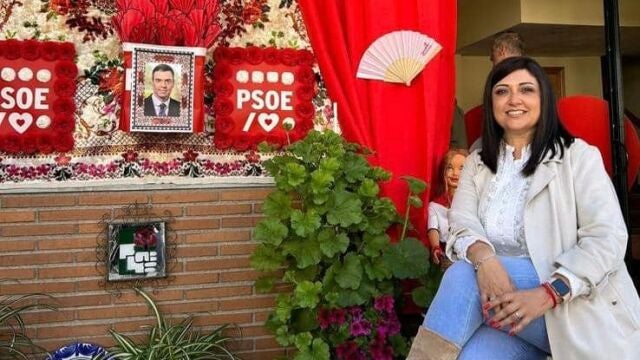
[541,282,558,309]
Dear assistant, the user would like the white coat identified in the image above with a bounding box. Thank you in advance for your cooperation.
[447,139,640,359]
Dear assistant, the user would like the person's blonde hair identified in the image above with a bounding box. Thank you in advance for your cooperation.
[439,148,469,197]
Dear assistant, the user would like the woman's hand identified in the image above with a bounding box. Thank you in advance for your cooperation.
[430,246,444,265]
[486,287,555,335]
[476,257,515,308]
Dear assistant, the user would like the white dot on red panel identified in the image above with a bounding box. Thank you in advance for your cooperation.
[281,72,294,85]
[36,69,52,83]
[266,72,279,83]
[236,70,249,83]
[251,71,264,83]
[1,67,16,81]
[36,115,52,129]
[18,67,33,81]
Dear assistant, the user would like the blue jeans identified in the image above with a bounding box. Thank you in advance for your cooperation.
[423,257,551,359]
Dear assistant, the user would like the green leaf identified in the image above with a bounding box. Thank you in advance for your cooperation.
[254,218,289,246]
[362,233,390,257]
[408,195,423,208]
[284,162,307,187]
[310,168,334,193]
[326,191,363,227]
[263,191,293,219]
[363,257,392,281]
[294,281,322,308]
[358,178,380,197]
[411,285,435,308]
[335,253,363,290]
[250,245,285,271]
[318,229,350,258]
[290,308,318,332]
[291,209,321,237]
[342,154,370,183]
[255,276,277,294]
[319,157,341,173]
[283,238,322,269]
[275,294,293,322]
[294,332,313,350]
[370,166,392,181]
[402,176,428,195]
[382,238,429,279]
[294,339,330,360]
[275,325,292,346]
[283,266,318,284]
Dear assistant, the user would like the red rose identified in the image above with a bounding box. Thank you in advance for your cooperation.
[53,132,74,152]
[213,80,233,96]
[242,4,261,24]
[263,47,279,65]
[58,42,76,61]
[295,103,315,120]
[21,40,42,61]
[280,48,298,66]
[215,116,235,134]
[213,46,229,63]
[3,40,21,60]
[53,99,75,114]
[296,85,315,101]
[2,134,21,153]
[213,63,232,79]
[234,138,251,152]
[41,42,61,61]
[37,134,54,154]
[54,114,75,132]
[214,135,232,150]
[297,49,315,66]
[228,47,245,65]
[19,133,36,155]
[55,61,78,79]
[213,98,233,116]
[245,46,264,65]
[296,67,315,84]
[54,78,76,97]
[266,133,286,148]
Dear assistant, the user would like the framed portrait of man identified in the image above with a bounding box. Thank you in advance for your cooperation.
[123,43,206,133]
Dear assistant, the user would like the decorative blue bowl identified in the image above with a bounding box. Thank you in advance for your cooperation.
[45,342,113,360]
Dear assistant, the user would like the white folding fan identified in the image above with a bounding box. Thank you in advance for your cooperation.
[356,30,442,86]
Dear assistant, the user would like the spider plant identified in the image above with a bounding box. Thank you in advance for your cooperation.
[0,292,56,360]
[102,288,239,360]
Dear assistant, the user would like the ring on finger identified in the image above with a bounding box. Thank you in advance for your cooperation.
[514,311,523,322]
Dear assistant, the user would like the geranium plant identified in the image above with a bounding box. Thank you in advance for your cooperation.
[250,130,433,359]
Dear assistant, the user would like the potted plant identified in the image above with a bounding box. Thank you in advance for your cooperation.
[1,291,55,359]
[250,130,436,359]
[101,288,238,360]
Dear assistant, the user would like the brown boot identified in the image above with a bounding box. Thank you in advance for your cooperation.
[406,326,460,360]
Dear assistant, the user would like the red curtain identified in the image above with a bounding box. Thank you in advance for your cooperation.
[298,1,457,242]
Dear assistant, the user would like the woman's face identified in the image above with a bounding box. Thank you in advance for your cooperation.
[492,69,541,141]
[445,154,466,191]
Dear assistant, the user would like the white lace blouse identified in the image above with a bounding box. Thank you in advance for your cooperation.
[453,143,531,258]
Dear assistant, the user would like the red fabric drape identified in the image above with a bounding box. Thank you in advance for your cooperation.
[557,95,640,187]
[298,1,457,242]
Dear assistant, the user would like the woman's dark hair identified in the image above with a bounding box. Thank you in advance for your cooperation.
[480,56,574,176]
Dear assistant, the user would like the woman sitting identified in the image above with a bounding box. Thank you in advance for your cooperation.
[428,148,468,268]
[408,56,640,359]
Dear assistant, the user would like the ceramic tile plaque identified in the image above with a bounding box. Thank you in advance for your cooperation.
[107,221,166,281]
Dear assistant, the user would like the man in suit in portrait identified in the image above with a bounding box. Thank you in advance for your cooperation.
[143,63,181,117]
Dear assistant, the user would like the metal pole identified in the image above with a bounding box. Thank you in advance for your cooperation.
[603,0,630,258]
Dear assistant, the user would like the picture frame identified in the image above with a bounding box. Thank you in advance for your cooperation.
[124,43,206,133]
[107,221,167,281]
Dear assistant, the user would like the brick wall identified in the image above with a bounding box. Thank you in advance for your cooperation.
[0,186,289,359]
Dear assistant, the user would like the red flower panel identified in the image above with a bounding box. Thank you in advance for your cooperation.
[212,46,316,152]
[0,40,76,155]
